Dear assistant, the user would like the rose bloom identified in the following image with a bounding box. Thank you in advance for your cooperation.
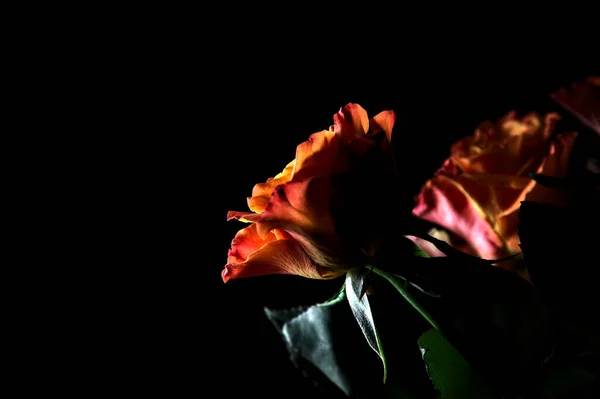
[410,111,559,264]
[223,104,407,283]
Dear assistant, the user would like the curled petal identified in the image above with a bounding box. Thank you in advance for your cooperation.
[227,211,260,223]
[371,110,396,144]
[247,160,295,213]
[413,175,507,259]
[226,223,277,264]
[293,130,342,180]
[229,177,343,269]
[333,103,370,142]
[260,179,335,232]
[222,224,339,282]
[450,112,559,176]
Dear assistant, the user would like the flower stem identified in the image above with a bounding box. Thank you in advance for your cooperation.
[372,267,440,330]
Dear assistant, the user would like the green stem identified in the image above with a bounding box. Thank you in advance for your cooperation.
[372,267,440,330]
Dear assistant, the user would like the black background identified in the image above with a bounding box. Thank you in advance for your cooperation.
[85,47,596,397]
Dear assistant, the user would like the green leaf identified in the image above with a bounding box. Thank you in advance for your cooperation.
[319,283,346,307]
[264,289,353,396]
[264,284,386,397]
[345,268,387,382]
[374,257,552,397]
[265,285,346,334]
[418,329,499,399]
[373,267,439,329]
[264,277,444,398]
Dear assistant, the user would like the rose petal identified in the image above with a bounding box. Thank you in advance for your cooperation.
[371,110,396,144]
[226,223,278,264]
[333,103,370,142]
[227,210,259,223]
[496,211,521,254]
[293,130,342,180]
[451,112,558,176]
[222,224,337,282]
[246,129,343,214]
[449,173,536,223]
[413,175,507,259]
[247,160,295,214]
[258,178,337,238]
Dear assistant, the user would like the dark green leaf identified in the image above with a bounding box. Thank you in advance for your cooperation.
[265,285,345,334]
[374,258,552,397]
[373,267,440,329]
[418,329,499,399]
[264,284,385,398]
[345,268,387,381]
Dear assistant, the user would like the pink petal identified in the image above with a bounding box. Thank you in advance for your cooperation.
[413,176,506,259]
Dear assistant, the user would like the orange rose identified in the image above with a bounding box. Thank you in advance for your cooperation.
[411,111,559,262]
[223,104,401,282]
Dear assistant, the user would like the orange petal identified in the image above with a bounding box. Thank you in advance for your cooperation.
[496,212,521,254]
[448,173,535,223]
[332,103,370,142]
[257,178,337,239]
[450,112,558,176]
[227,211,259,223]
[247,160,295,214]
[226,223,277,264]
[254,177,347,268]
[229,176,342,267]
[371,110,396,144]
[293,130,342,180]
[222,224,334,282]
[412,175,507,259]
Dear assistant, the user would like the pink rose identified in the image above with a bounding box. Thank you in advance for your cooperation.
[410,112,559,264]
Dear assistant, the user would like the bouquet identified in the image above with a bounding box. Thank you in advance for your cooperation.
[221,77,599,398]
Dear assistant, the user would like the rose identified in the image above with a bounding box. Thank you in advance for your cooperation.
[410,111,559,263]
[223,104,403,282]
